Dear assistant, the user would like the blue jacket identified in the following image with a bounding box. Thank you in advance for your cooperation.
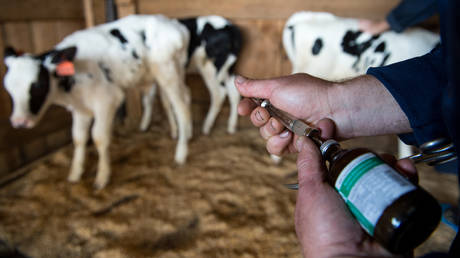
[386,0,437,32]
[368,0,459,256]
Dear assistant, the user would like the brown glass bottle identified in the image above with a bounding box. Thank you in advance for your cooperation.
[319,139,441,254]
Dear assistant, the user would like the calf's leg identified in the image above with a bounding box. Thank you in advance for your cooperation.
[68,111,92,182]
[140,84,157,132]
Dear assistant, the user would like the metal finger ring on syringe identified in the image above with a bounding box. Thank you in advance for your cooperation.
[251,98,458,190]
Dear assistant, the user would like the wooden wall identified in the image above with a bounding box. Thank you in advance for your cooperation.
[0,0,437,177]
[0,0,106,177]
[135,0,401,78]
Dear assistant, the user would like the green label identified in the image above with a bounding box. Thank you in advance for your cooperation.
[339,157,383,197]
[348,201,375,235]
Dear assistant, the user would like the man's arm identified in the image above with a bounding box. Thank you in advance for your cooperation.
[367,46,449,146]
[386,0,438,33]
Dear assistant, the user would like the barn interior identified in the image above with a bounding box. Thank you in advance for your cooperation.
[0,0,458,257]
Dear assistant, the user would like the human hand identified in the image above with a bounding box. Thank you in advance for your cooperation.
[235,73,338,155]
[294,136,416,258]
[235,74,411,157]
[359,19,391,35]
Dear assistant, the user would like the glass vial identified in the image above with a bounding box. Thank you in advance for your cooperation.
[320,139,441,254]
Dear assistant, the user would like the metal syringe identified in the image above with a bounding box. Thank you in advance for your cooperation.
[251,98,457,190]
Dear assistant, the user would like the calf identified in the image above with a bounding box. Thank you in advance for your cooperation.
[282,11,439,158]
[283,11,439,80]
[3,15,191,189]
[139,16,242,135]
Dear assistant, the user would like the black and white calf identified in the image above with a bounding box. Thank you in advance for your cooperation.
[283,12,439,80]
[3,15,191,189]
[282,11,439,158]
[139,15,242,135]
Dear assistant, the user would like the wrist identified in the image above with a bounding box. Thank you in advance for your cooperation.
[326,80,356,139]
[327,75,411,139]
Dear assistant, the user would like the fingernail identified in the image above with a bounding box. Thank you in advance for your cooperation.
[270,119,277,132]
[235,75,246,84]
[255,111,263,121]
[296,136,306,151]
[280,130,290,138]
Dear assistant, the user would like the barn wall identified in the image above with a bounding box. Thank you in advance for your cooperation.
[115,0,404,125]
[0,0,106,177]
[135,0,401,78]
[0,1,438,176]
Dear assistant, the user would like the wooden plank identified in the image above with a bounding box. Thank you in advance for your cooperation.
[116,0,134,4]
[0,0,84,21]
[31,21,60,53]
[138,0,400,20]
[233,19,285,78]
[118,4,136,18]
[56,20,85,41]
[83,0,95,28]
[0,107,72,152]
[0,147,21,177]
[46,129,71,150]
[124,88,143,130]
[31,20,83,53]
[0,26,11,120]
[93,0,107,25]
[3,22,34,52]
[23,137,48,162]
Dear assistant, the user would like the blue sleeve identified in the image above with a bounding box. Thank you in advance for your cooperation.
[386,0,438,33]
[367,47,450,146]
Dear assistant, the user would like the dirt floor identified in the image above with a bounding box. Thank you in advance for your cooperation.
[0,113,458,258]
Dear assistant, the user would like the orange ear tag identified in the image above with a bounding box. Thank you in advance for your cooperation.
[56,61,75,76]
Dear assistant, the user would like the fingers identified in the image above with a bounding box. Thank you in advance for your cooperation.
[266,130,292,155]
[295,136,325,184]
[235,75,279,99]
[380,153,418,184]
[250,107,270,127]
[395,158,418,184]
[260,117,284,139]
[237,98,257,116]
[316,118,336,139]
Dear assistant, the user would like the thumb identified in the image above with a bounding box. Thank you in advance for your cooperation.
[295,136,325,185]
[234,75,279,99]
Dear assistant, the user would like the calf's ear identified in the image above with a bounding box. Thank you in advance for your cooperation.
[4,46,18,66]
[4,46,18,58]
[50,46,77,64]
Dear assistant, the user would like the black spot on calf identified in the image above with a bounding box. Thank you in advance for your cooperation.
[179,18,242,73]
[140,30,146,42]
[341,30,380,70]
[58,76,75,92]
[179,18,199,63]
[288,26,295,53]
[341,31,379,57]
[4,46,18,58]
[379,53,391,66]
[98,62,113,83]
[29,64,50,115]
[312,38,323,55]
[51,47,77,64]
[202,23,242,72]
[132,50,139,59]
[110,29,128,46]
[375,42,386,53]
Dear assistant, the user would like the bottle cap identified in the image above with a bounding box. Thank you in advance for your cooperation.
[320,139,339,156]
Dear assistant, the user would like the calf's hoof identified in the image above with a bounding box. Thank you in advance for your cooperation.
[67,170,83,183]
[94,176,109,190]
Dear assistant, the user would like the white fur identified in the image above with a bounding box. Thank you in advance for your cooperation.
[282,11,440,161]
[140,16,241,135]
[4,15,191,189]
[283,11,439,80]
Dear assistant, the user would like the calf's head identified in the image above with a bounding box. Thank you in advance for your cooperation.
[3,46,77,128]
